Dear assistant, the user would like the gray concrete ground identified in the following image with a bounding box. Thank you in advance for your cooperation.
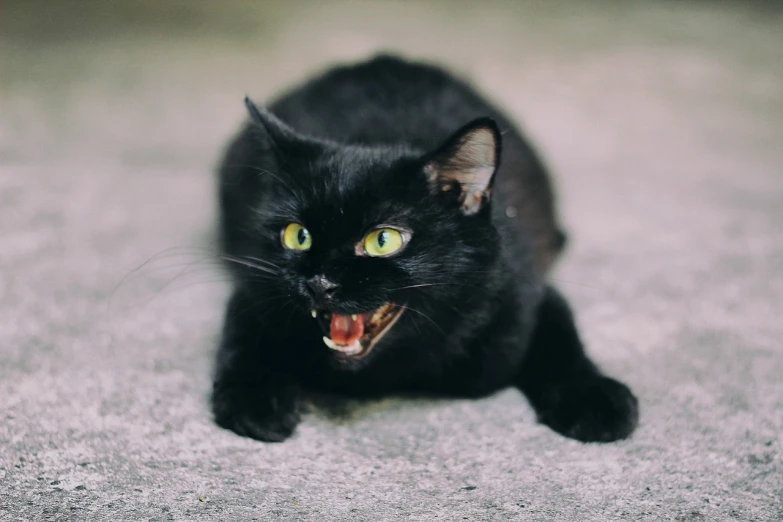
[1,1,782,520]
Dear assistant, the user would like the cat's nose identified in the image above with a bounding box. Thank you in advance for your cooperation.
[306,275,339,301]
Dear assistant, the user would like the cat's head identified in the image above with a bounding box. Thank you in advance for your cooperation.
[234,97,502,365]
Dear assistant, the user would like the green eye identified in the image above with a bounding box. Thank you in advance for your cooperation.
[282,223,312,251]
[364,228,404,257]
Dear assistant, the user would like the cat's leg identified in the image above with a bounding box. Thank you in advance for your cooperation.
[517,286,639,442]
[211,287,300,442]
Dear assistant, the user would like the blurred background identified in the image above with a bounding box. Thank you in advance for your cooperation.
[2,1,782,520]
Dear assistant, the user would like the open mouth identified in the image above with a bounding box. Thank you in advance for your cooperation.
[311,303,404,360]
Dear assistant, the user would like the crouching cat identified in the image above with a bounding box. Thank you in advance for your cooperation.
[212,55,639,443]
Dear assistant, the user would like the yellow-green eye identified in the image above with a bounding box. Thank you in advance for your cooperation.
[363,228,404,257]
[282,223,312,251]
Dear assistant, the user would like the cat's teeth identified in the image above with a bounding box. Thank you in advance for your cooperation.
[351,314,358,321]
[322,336,362,355]
[311,310,317,318]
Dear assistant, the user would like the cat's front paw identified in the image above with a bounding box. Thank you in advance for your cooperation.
[211,383,300,442]
[538,377,639,443]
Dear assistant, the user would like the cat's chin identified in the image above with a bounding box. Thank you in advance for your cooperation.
[312,303,404,361]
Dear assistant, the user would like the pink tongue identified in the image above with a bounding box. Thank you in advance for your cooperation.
[330,313,364,346]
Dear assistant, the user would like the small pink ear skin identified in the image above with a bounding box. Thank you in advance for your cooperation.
[424,118,501,214]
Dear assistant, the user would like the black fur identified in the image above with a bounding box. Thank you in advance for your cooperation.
[212,55,638,443]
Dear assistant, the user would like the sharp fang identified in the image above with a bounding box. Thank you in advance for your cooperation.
[351,314,358,320]
[322,336,362,354]
[311,310,317,318]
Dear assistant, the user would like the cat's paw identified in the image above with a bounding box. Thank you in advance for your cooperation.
[538,377,639,443]
[211,383,300,442]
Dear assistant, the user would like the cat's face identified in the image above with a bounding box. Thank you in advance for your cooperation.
[237,99,501,364]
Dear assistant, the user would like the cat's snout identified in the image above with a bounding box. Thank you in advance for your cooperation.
[306,275,340,302]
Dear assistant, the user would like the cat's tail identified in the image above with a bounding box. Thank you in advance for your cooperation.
[538,228,568,276]
[553,229,568,252]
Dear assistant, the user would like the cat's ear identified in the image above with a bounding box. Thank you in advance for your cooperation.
[244,96,307,152]
[423,118,501,215]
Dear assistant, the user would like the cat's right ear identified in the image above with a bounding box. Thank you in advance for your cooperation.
[423,118,502,216]
[244,96,303,152]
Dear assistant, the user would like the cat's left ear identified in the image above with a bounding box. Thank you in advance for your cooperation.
[423,118,501,215]
[244,96,310,153]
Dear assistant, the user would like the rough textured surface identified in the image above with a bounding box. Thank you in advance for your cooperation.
[1,1,782,520]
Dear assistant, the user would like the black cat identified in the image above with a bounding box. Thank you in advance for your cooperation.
[212,55,638,443]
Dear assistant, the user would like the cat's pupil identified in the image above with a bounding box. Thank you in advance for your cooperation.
[377,231,388,248]
[297,228,307,245]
